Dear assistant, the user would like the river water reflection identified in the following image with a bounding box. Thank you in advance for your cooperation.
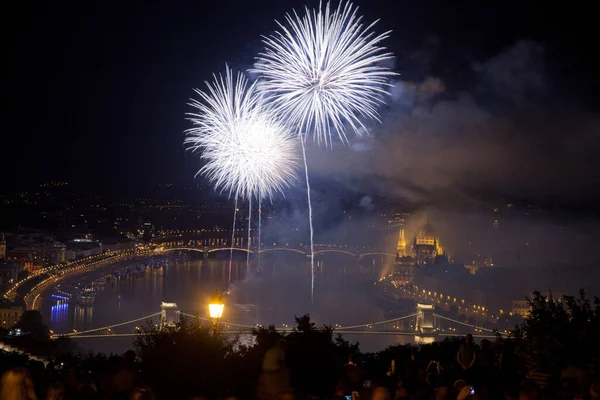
[41,252,411,353]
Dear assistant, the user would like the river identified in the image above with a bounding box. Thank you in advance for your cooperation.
[40,251,413,354]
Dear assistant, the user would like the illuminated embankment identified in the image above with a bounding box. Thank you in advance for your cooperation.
[375,275,501,324]
[2,249,154,310]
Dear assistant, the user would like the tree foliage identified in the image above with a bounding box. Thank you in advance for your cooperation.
[134,316,239,399]
[14,310,49,340]
[284,315,358,398]
[133,314,358,399]
[512,290,600,373]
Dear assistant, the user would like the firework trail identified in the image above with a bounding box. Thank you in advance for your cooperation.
[300,138,315,300]
[253,1,395,302]
[258,202,262,268]
[186,66,299,283]
[247,199,252,268]
[229,199,238,284]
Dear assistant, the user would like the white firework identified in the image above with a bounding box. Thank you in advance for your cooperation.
[252,0,395,146]
[185,66,298,202]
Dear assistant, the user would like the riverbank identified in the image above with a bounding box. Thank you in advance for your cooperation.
[1,249,155,310]
[25,251,155,310]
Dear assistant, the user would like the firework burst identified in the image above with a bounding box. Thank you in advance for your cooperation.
[252,0,395,146]
[185,66,299,202]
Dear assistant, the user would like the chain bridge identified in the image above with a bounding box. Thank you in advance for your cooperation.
[52,302,506,342]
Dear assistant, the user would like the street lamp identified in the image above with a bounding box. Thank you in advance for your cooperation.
[209,290,224,332]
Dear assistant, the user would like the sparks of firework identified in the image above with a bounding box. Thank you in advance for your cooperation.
[185,66,299,201]
[252,0,396,147]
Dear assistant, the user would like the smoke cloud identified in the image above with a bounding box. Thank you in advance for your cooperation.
[306,40,600,207]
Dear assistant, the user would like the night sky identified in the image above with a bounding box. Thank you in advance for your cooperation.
[4,0,599,206]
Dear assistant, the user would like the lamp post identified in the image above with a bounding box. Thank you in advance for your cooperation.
[208,290,224,333]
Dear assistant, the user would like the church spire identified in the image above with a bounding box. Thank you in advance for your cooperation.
[397,227,407,257]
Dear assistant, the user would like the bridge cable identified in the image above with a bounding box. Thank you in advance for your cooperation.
[57,312,162,337]
[433,313,499,334]
[58,333,152,339]
[337,313,419,330]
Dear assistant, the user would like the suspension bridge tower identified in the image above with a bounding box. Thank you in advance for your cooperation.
[415,303,436,344]
[161,302,179,326]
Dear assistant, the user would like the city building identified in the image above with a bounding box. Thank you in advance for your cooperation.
[414,255,481,304]
[66,232,95,242]
[54,243,67,264]
[413,218,444,264]
[0,233,6,259]
[511,292,565,318]
[142,222,154,244]
[0,262,25,291]
[464,257,495,275]
[13,230,55,247]
[393,256,416,286]
[392,228,416,286]
[100,237,136,253]
[66,240,102,260]
[512,300,531,317]
[9,243,66,267]
[6,250,40,272]
[0,302,23,328]
[2,230,66,267]
[397,227,407,257]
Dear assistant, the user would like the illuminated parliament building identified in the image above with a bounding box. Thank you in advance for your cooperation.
[392,219,449,286]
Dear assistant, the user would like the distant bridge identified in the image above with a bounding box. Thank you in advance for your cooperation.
[51,302,508,341]
[154,243,395,260]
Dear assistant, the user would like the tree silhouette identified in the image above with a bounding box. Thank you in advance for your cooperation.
[284,314,358,398]
[14,310,49,340]
[134,316,239,399]
[512,290,600,373]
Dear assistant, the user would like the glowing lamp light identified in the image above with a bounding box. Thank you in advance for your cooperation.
[209,290,224,320]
